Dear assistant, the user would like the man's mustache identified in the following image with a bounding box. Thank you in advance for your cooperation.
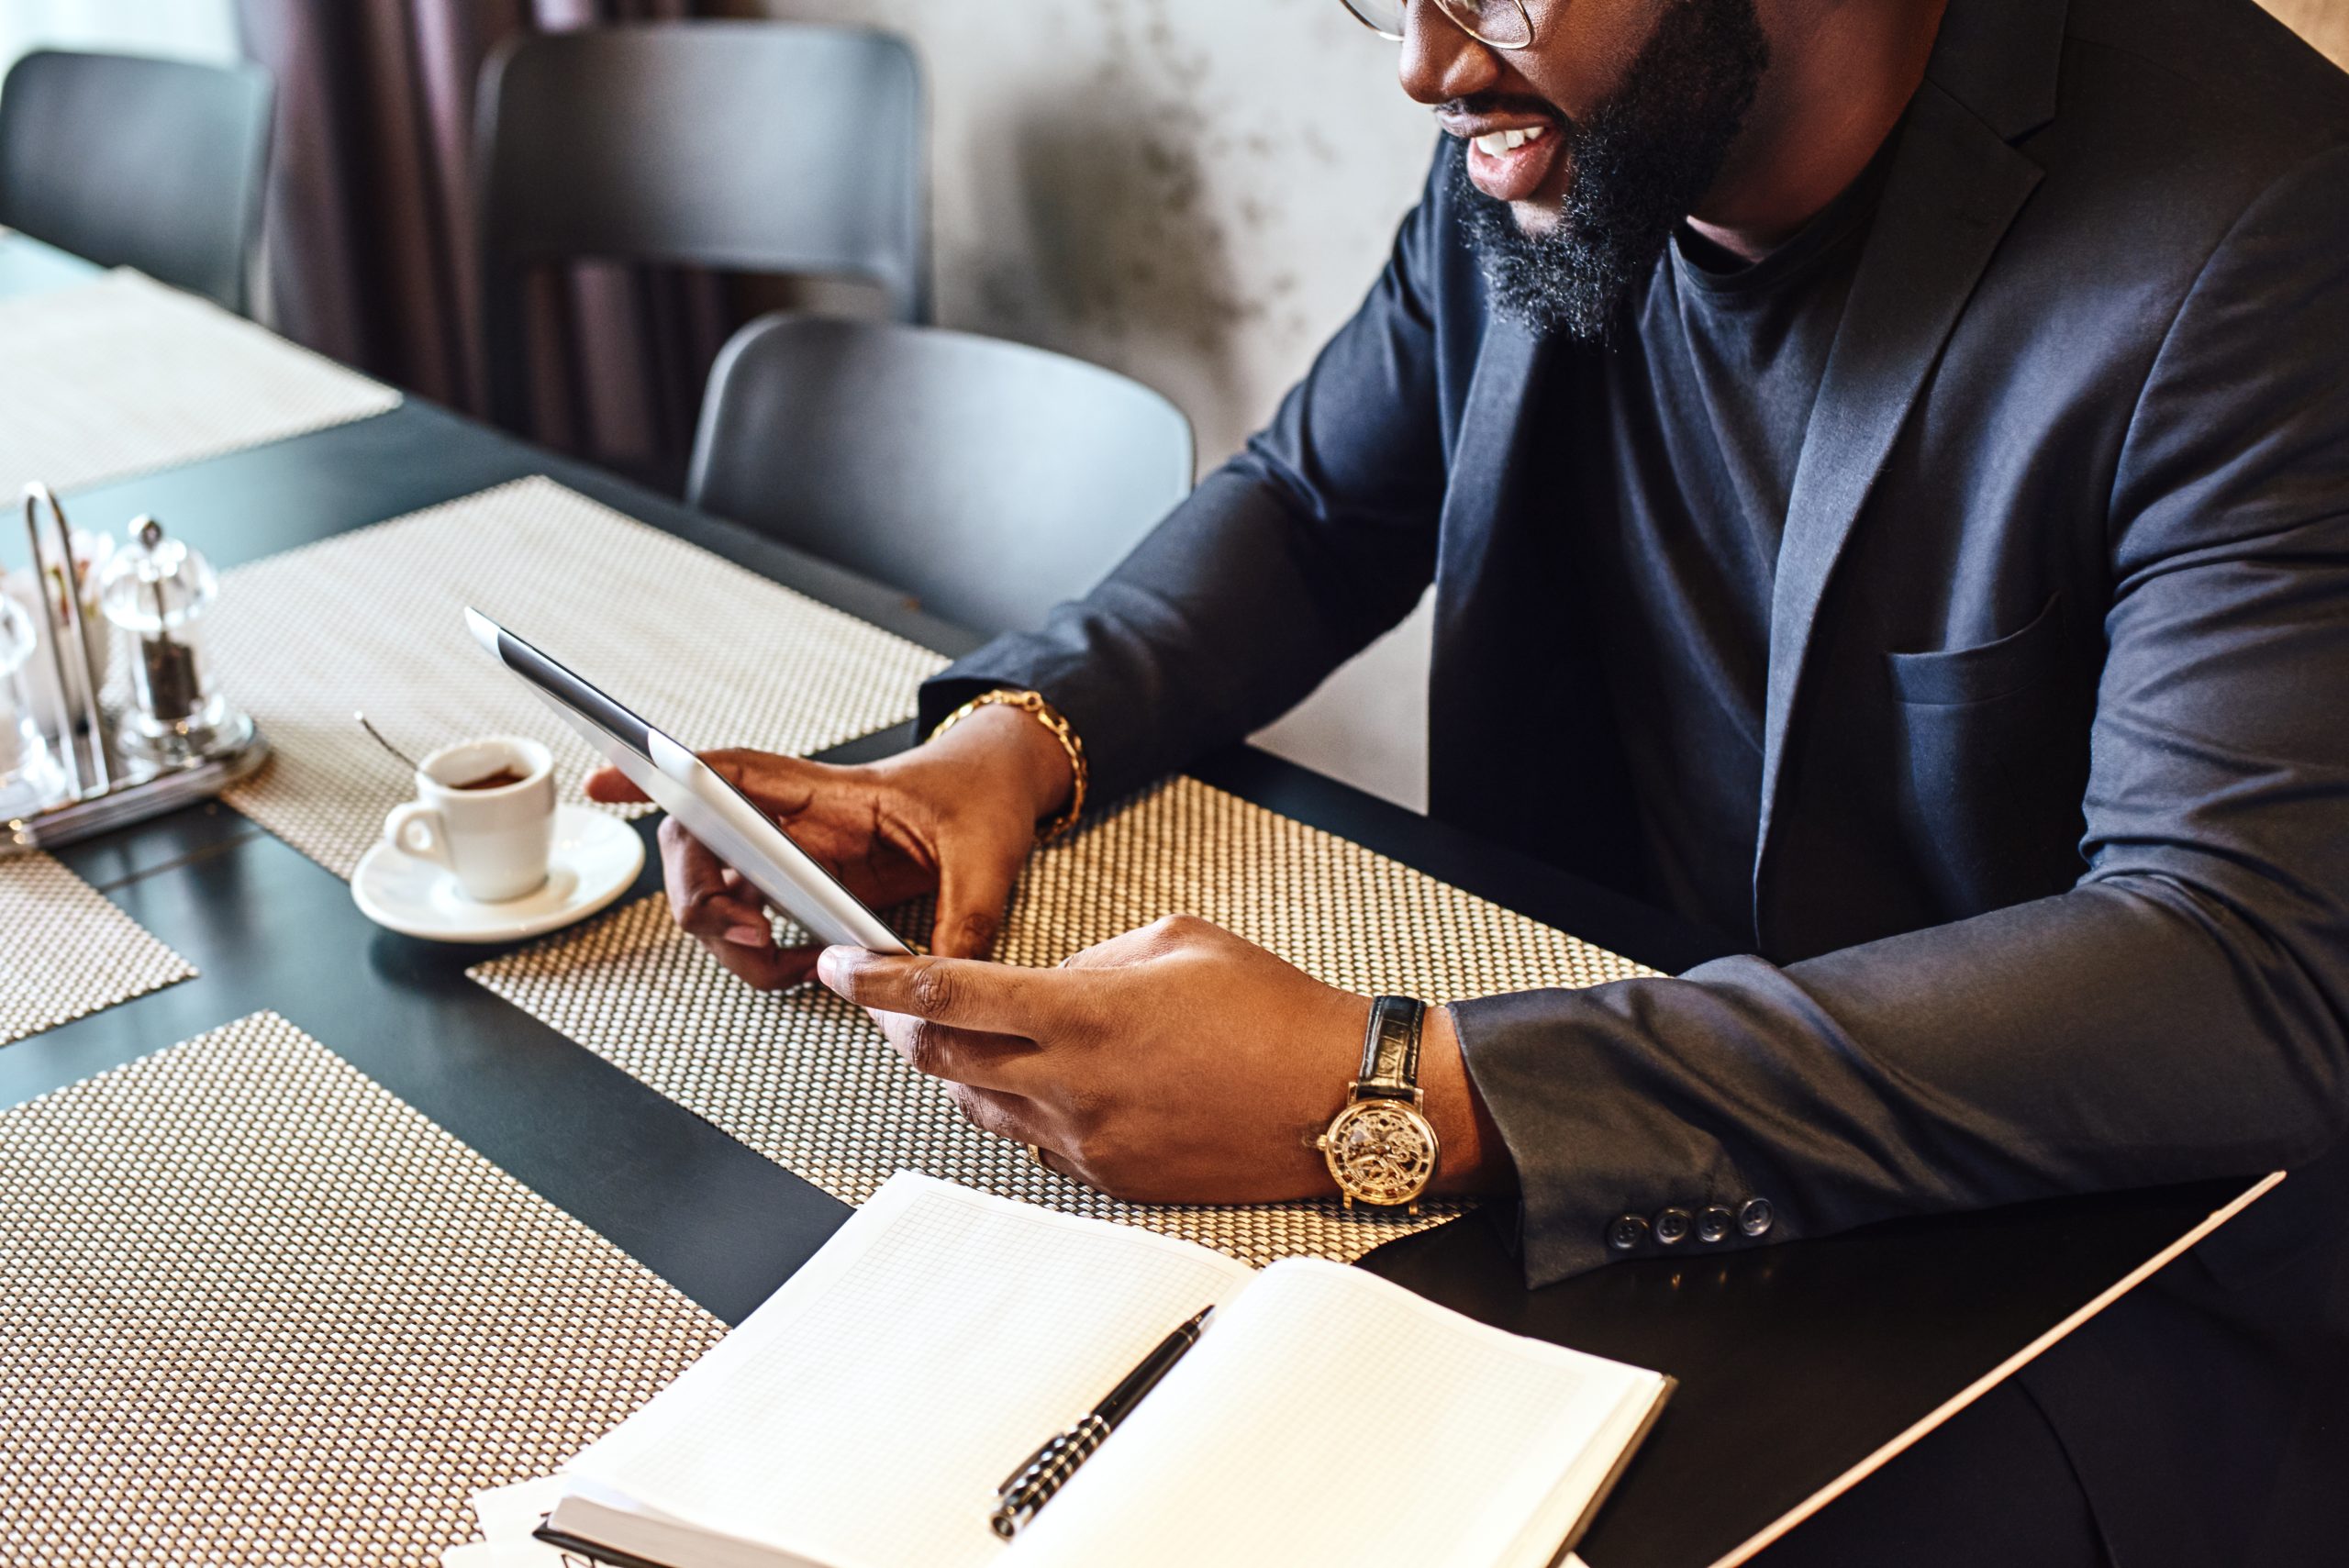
[1439,95,1569,128]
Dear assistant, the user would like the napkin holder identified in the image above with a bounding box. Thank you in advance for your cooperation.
[3,483,268,853]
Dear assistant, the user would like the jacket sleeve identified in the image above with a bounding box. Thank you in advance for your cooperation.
[1458,146,2349,1285]
[917,148,1460,803]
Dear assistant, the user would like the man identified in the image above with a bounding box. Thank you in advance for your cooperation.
[593,0,2349,1559]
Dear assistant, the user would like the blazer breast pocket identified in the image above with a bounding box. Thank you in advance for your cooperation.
[1886,592,2066,706]
[1882,594,2087,914]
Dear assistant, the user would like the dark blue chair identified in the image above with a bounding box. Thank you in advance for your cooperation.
[689,314,1194,636]
[0,50,273,312]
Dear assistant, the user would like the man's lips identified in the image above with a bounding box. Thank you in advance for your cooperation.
[1451,118,1563,204]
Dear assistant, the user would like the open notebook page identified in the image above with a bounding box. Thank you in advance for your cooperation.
[1006,1257,1666,1568]
[562,1173,1251,1568]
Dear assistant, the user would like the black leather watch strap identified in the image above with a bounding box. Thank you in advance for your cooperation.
[1354,995,1426,1100]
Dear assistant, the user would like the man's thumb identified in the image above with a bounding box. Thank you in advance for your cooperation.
[930,844,1025,960]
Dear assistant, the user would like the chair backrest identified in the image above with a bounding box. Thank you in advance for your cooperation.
[474,21,928,434]
[688,315,1195,637]
[0,50,273,312]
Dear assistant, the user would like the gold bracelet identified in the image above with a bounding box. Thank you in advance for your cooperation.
[928,688,1090,844]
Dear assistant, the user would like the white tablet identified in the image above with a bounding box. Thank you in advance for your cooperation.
[465,608,910,954]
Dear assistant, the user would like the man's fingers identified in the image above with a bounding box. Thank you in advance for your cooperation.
[873,1010,1039,1092]
[944,1083,1042,1148]
[818,948,1083,1038]
[699,934,819,991]
[658,817,771,943]
[657,817,728,926]
[583,765,650,805]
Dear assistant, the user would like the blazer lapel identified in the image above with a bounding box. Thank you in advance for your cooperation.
[1434,314,1547,612]
[1419,309,1644,868]
[1431,310,1548,772]
[1751,78,2047,935]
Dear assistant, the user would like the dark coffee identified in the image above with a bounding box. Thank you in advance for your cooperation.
[452,766,527,792]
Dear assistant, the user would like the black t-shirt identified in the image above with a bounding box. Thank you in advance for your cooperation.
[1573,150,1893,949]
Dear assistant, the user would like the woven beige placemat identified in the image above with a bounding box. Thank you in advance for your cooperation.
[0,851,194,1048]
[0,1010,725,1568]
[0,269,401,495]
[209,475,948,878]
[473,775,1659,1268]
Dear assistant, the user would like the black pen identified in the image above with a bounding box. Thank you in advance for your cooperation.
[989,1307,1215,1540]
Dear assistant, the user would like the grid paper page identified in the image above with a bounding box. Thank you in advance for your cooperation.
[0,269,400,495]
[0,850,194,1046]
[1008,1258,1663,1568]
[208,475,948,877]
[569,1173,1251,1568]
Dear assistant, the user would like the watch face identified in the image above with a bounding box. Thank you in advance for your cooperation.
[1322,1098,1439,1207]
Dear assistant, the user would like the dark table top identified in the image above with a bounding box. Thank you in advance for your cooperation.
[0,235,2263,1568]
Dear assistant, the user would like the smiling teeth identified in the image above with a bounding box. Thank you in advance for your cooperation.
[1474,125,1548,157]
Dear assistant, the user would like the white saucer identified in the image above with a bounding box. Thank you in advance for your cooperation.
[351,805,645,943]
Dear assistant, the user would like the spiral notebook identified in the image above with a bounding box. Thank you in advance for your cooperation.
[538,1173,1670,1568]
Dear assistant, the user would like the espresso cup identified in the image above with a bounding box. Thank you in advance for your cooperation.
[383,736,556,903]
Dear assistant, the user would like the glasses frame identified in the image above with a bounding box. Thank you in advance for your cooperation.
[1342,0,1537,51]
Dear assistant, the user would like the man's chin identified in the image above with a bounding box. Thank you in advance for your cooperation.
[1508,200,1565,240]
[1448,0,1769,342]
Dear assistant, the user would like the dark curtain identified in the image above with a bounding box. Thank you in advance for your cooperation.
[235,0,731,487]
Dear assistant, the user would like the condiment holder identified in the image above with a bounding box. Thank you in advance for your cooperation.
[2,482,268,852]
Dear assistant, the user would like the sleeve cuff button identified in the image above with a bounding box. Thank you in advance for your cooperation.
[1739,1197,1776,1238]
[1698,1205,1735,1244]
[1606,1213,1651,1251]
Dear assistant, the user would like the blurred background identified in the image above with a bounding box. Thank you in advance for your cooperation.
[5,0,2343,814]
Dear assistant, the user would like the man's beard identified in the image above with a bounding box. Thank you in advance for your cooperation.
[1453,0,1769,342]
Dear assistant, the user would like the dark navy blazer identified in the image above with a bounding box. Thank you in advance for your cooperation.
[925,1,2349,1555]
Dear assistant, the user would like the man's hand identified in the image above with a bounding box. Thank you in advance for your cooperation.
[585,702,1074,988]
[815,914,1509,1204]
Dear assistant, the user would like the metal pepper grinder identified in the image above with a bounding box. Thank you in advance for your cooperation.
[95,515,253,762]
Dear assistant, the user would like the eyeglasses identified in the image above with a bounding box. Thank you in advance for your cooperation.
[1341,0,1537,51]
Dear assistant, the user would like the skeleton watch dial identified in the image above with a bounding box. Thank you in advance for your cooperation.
[1319,1097,1439,1208]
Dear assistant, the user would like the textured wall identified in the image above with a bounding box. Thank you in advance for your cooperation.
[733,0,2349,814]
[728,0,1433,464]
[728,0,1446,807]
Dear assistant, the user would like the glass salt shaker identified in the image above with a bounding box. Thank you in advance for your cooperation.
[97,515,244,760]
[0,594,65,817]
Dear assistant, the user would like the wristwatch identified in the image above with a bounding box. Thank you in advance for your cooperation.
[1316,995,1441,1214]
